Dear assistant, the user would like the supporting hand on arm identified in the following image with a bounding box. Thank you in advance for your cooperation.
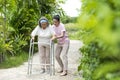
[56,31,65,39]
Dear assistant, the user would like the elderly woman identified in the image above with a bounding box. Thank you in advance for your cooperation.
[31,17,55,74]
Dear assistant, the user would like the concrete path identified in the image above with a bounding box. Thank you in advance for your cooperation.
[0,40,83,80]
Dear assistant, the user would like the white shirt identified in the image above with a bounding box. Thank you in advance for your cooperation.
[31,25,55,44]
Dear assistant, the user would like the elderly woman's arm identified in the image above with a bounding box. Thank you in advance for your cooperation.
[31,26,39,40]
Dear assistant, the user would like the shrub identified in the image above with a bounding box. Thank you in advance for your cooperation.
[78,0,120,80]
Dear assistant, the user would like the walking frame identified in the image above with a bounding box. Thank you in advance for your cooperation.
[27,39,55,76]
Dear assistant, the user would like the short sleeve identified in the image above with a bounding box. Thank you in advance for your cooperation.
[61,23,66,32]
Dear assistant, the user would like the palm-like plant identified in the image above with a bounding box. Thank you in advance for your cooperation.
[0,0,65,63]
[0,0,14,62]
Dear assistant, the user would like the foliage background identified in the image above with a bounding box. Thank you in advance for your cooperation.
[1,0,120,80]
[78,0,120,80]
[0,0,65,67]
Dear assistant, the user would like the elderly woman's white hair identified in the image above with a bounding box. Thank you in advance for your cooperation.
[38,17,49,28]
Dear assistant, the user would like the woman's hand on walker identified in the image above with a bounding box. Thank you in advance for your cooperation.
[31,37,34,42]
[51,35,57,41]
[50,37,55,41]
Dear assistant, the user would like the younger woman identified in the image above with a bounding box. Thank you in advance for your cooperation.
[52,15,70,76]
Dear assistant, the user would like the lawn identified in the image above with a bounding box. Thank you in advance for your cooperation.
[65,23,82,40]
[0,51,28,68]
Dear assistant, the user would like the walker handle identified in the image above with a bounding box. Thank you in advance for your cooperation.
[30,39,34,43]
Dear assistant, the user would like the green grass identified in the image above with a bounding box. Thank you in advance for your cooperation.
[0,52,28,69]
[65,23,82,40]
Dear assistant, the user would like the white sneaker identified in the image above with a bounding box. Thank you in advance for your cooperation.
[40,69,45,74]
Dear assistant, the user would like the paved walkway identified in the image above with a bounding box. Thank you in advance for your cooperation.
[0,40,83,80]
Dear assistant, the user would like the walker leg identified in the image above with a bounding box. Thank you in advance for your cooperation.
[28,42,32,75]
[28,40,34,75]
[50,42,55,76]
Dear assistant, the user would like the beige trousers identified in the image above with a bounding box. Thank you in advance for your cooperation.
[38,44,50,69]
[55,40,70,71]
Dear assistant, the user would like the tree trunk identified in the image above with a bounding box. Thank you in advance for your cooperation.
[0,53,5,63]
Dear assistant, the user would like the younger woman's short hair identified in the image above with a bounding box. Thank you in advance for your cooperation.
[53,15,60,22]
[38,17,49,28]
